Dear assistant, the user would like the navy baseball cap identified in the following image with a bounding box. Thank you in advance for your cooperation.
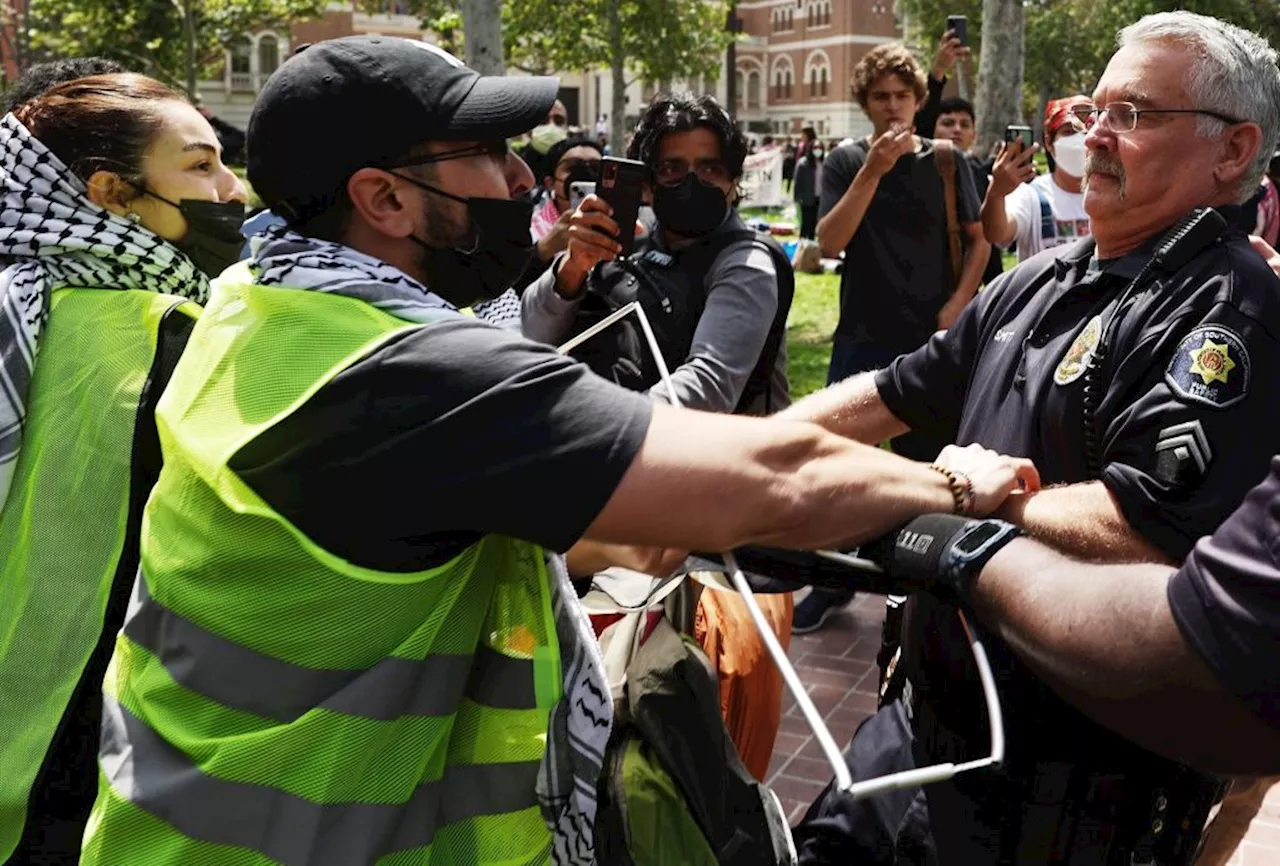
[246,36,559,222]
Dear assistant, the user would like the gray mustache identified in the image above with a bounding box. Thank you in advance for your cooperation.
[1084,154,1124,181]
[1083,153,1126,199]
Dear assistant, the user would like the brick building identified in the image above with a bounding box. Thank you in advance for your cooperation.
[196,2,427,129]
[733,0,900,141]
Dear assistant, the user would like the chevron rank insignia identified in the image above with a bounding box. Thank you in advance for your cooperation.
[1165,326,1250,409]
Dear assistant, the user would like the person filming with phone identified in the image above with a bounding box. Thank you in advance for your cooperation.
[521,92,797,781]
[529,136,603,266]
[983,95,1094,262]
[523,92,790,416]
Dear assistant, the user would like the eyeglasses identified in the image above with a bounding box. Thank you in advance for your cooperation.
[654,158,730,186]
[1069,101,1244,134]
[388,140,511,168]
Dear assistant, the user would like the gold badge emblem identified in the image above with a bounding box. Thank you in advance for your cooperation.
[1054,315,1102,386]
[1187,338,1236,386]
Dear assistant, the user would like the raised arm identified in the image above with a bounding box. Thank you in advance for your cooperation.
[585,403,1036,552]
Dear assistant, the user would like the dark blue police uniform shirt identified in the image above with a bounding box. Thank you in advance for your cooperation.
[874,218,1280,764]
[876,221,1280,560]
[1170,457,1280,731]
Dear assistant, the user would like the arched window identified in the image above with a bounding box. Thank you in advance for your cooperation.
[804,50,831,101]
[258,34,280,82]
[229,36,252,91]
[746,71,761,109]
[772,56,795,101]
[735,71,745,107]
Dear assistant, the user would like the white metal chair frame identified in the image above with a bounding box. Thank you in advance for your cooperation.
[557,299,1004,799]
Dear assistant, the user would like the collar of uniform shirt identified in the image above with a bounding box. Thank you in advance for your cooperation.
[1054,203,1242,284]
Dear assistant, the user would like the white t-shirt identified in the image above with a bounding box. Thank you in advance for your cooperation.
[1000,172,1090,261]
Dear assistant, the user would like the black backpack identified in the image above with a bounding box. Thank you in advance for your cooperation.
[567,227,795,414]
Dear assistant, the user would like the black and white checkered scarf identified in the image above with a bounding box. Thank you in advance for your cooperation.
[0,113,207,515]
[253,228,609,866]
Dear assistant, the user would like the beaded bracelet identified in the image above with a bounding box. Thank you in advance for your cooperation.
[929,464,976,515]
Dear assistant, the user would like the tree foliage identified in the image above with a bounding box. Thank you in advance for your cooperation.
[403,0,732,149]
[901,0,1280,139]
[23,0,327,96]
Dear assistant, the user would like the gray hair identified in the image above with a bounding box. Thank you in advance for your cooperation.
[1118,11,1280,203]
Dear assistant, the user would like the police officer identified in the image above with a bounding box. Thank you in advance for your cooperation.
[79,37,1037,865]
[782,11,1280,865]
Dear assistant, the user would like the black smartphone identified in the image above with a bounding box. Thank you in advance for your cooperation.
[946,14,967,46]
[1005,125,1034,149]
[598,156,646,257]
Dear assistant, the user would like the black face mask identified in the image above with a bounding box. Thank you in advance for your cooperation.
[144,191,246,278]
[392,172,536,307]
[652,173,729,237]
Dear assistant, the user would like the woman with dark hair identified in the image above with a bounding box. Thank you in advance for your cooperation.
[522,92,796,781]
[0,73,246,863]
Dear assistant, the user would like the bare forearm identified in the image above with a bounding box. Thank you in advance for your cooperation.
[774,370,909,443]
[746,433,955,549]
[996,481,1175,564]
[971,541,1280,773]
[588,408,946,552]
[980,186,1016,247]
[817,169,880,257]
[951,228,989,308]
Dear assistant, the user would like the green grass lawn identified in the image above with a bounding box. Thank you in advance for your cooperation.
[785,272,840,398]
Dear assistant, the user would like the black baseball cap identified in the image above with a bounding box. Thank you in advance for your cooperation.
[246,36,559,222]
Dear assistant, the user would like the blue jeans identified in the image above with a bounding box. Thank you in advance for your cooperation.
[826,338,948,463]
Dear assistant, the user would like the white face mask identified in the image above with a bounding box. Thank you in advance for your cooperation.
[1053,133,1087,178]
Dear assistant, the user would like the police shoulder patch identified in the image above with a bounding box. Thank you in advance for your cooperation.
[1165,325,1251,409]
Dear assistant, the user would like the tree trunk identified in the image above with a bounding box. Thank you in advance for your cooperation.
[973,0,1025,154]
[461,0,505,76]
[608,0,626,152]
[724,1,737,121]
[182,0,198,101]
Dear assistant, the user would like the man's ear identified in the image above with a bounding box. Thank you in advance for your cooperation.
[346,167,416,240]
[1214,121,1263,194]
[85,170,135,215]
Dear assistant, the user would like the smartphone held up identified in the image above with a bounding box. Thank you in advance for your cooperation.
[1004,125,1034,150]
[569,181,596,211]
[598,157,646,257]
[946,14,967,46]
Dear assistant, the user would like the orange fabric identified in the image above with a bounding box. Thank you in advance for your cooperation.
[694,589,794,781]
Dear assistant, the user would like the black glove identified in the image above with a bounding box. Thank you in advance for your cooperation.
[859,514,1022,602]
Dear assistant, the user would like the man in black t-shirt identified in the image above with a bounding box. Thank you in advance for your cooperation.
[799,44,987,633]
[817,44,986,409]
[86,37,1044,866]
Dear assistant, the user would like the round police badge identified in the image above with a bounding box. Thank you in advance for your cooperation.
[1054,314,1102,386]
[1164,325,1250,409]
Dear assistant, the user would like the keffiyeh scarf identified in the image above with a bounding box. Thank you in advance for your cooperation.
[254,229,611,866]
[0,113,208,515]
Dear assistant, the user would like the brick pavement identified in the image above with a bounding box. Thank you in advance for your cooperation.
[763,591,1280,863]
